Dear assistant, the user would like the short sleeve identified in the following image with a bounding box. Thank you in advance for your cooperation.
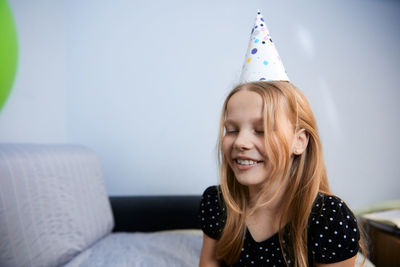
[198,185,226,240]
[308,193,360,263]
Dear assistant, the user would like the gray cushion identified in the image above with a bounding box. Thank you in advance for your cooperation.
[0,144,114,267]
[64,231,202,267]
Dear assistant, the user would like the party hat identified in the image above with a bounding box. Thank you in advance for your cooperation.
[239,10,289,83]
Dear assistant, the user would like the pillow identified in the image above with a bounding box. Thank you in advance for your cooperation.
[0,144,114,267]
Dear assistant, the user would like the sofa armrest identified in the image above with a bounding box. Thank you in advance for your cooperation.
[109,195,202,232]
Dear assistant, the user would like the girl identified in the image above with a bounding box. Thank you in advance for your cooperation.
[199,81,366,266]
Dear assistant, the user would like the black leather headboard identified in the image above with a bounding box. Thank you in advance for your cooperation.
[109,196,202,232]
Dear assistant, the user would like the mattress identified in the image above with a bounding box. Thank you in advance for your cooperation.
[63,230,202,267]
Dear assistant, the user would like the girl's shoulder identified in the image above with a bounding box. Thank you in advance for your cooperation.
[198,185,226,240]
[308,192,360,263]
[202,185,221,197]
[310,192,358,226]
[311,192,354,215]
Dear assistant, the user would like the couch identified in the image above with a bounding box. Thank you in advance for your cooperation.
[0,144,203,267]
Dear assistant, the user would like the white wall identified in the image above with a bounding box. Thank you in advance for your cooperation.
[1,0,399,209]
[0,0,68,142]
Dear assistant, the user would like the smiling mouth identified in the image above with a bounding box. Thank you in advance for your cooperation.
[234,159,264,170]
[236,159,263,165]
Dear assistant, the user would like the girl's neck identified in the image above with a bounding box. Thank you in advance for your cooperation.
[247,176,290,216]
[245,184,289,242]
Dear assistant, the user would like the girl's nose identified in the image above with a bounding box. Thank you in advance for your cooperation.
[233,131,254,150]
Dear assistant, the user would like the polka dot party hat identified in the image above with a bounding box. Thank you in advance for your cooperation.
[239,10,289,83]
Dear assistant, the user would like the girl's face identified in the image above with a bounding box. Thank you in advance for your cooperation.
[222,90,294,188]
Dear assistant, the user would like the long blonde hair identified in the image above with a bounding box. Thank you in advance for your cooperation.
[217,81,331,266]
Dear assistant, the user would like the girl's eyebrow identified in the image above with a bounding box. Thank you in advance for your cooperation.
[254,118,263,125]
[224,118,263,126]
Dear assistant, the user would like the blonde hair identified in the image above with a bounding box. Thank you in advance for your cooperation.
[216,81,365,266]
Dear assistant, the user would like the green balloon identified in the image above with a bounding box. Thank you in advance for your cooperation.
[0,0,18,111]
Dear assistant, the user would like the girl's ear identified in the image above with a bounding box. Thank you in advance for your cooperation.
[292,129,309,155]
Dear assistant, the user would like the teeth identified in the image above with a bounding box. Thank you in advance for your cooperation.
[237,159,257,165]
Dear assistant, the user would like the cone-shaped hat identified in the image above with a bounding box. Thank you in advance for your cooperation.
[239,10,289,83]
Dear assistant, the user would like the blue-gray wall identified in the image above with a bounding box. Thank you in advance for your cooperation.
[1,0,399,209]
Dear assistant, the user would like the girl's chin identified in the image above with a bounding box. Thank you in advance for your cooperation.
[234,175,267,187]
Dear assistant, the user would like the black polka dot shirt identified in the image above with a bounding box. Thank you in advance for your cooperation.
[199,186,360,266]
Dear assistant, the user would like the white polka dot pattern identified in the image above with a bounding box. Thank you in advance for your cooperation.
[308,193,360,264]
[199,186,360,266]
[199,186,226,239]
